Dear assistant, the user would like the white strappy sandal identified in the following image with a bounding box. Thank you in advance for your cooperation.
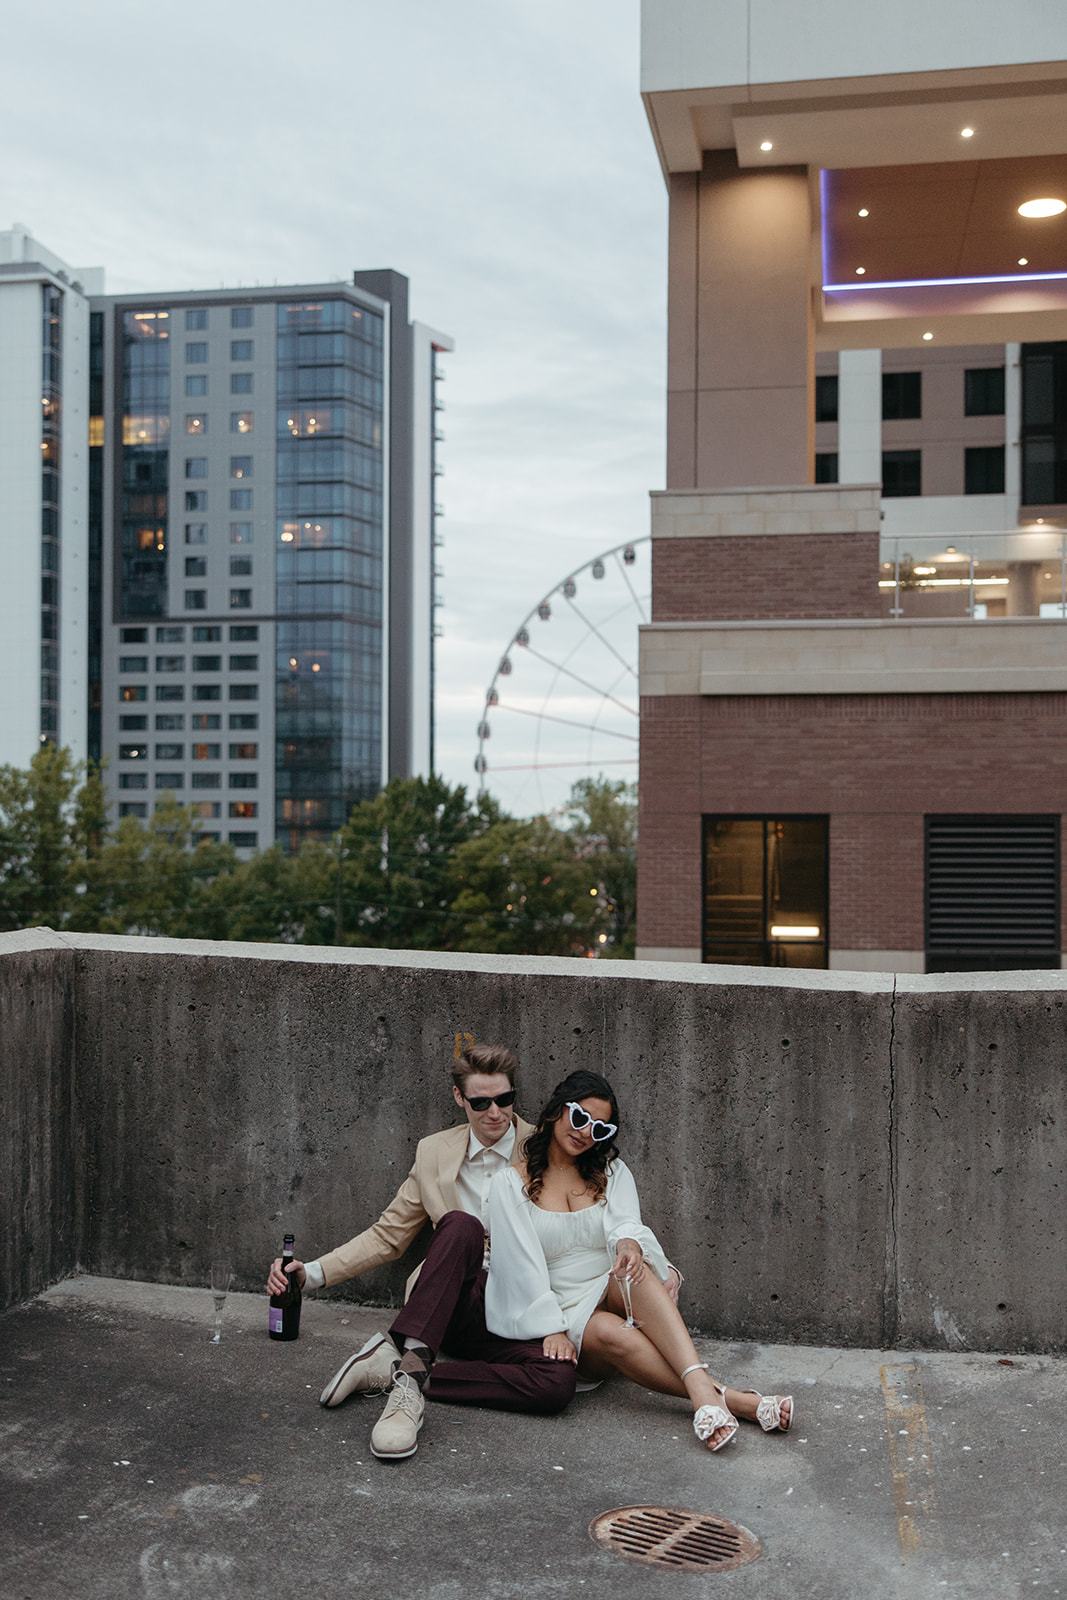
[738,1390,794,1432]
[682,1363,739,1453]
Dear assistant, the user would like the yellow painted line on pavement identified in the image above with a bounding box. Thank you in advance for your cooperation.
[880,1362,938,1556]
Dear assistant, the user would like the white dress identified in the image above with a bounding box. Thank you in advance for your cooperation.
[485,1161,671,1353]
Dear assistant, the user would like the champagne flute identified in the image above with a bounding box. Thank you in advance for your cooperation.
[621,1276,643,1330]
[210,1260,233,1344]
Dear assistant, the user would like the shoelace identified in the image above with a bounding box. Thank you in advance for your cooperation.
[385,1373,423,1421]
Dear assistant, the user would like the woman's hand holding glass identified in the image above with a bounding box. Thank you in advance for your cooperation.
[543,1331,578,1363]
[611,1238,646,1286]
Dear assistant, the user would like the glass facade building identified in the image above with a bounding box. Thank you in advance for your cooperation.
[40,286,62,740]
[275,299,385,848]
[120,311,170,619]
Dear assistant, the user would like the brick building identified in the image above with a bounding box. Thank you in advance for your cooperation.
[637,3,1067,972]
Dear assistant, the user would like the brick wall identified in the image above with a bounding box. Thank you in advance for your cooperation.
[638,691,1067,955]
[651,532,881,622]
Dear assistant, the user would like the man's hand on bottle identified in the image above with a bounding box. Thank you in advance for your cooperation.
[266,1257,306,1295]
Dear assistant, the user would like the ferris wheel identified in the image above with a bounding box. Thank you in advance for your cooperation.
[474,536,650,816]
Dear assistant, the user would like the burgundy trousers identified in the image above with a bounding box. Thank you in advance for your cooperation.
[389,1210,575,1416]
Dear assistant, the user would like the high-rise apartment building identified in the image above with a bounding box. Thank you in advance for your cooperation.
[0,231,450,852]
[637,2,1067,973]
[0,226,103,766]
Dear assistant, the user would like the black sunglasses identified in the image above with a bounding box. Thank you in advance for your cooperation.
[462,1089,517,1112]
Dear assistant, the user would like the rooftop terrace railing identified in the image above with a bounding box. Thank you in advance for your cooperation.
[879,530,1067,620]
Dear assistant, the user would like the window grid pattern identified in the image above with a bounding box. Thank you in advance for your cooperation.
[120,309,170,618]
[40,285,62,738]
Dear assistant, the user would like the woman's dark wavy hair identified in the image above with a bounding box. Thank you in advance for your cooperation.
[522,1070,620,1203]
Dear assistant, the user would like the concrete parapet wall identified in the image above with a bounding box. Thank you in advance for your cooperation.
[1,929,1065,1352]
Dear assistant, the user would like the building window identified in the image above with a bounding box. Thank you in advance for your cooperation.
[815,374,838,423]
[230,455,252,479]
[185,414,207,436]
[119,772,148,789]
[230,588,252,608]
[155,684,185,702]
[230,801,258,817]
[185,523,207,544]
[156,625,184,642]
[229,742,258,759]
[229,772,258,789]
[1021,342,1067,505]
[120,627,148,643]
[192,801,221,819]
[814,452,838,484]
[965,445,1006,495]
[231,411,253,434]
[231,306,254,328]
[119,655,148,673]
[193,626,221,642]
[229,654,258,670]
[230,522,253,544]
[120,685,148,702]
[926,816,1059,971]
[185,589,207,610]
[156,714,184,730]
[155,742,184,760]
[703,817,828,968]
[193,684,222,701]
[119,802,147,817]
[230,713,258,729]
[155,773,184,789]
[882,450,921,497]
[186,309,208,331]
[185,342,208,363]
[119,743,148,760]
[230,489,253,510]
[230,683,258,700]
[230,556,252,576]
[231,339,254,361]
[191,742,221,759]
[229,831,258,847]
[186,375,208,397]
[192,772,222,789]
[193,654,222,671]
[156,654,185,672]
[185,557,206,577]
[230,625,258,641]
[231,373,253,395]
[191,713,221,731]
[882,371,921,420]
[185,491,207,511]
[185,457,208,479]
[964,367,1005,416]
[120,715,148,731]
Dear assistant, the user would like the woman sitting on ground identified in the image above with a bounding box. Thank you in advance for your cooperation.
[485,1070,792,1452]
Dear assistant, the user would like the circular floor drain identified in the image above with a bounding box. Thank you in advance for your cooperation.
[589,1505,761,1573]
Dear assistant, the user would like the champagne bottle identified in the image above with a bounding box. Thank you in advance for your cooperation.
[269,1233,302,1341]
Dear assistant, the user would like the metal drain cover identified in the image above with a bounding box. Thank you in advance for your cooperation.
[589,1505,761,1573]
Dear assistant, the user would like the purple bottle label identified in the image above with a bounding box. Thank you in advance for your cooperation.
[269,1307,284,1333]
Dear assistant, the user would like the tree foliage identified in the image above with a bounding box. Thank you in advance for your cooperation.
[0,750,637,958]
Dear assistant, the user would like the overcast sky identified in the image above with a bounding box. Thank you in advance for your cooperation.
[1,0,667,815]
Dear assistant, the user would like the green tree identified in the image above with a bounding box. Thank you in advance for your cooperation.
[71,797,236,937]
[336,776,491,948]
[449,813,608,957]
[565,777,638,958]
[0,744,93,931]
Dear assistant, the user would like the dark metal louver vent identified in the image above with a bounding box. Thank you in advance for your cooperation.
[925,815,1060,971]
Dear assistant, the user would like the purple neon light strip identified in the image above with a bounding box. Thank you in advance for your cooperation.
[824,269,1067,292]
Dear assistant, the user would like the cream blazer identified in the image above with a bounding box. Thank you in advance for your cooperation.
[316,1116,536,1290]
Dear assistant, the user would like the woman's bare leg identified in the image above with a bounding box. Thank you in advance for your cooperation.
[583,1276,783,1426]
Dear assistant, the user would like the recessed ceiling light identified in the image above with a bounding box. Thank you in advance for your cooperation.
[1019,257,1029,265]
[961,127,975,138]
[855,267,866,275]
[760,140,773,151]
[922,331,933,341]
[1019,198,1066,218]
[858,208,869,217]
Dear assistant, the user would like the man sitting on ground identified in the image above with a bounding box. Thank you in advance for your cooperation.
[266,1043,575,1461]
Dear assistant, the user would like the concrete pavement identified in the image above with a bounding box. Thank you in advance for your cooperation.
[1,1276,1064,1600]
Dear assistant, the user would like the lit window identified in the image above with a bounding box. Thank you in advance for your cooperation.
[229,801,258,818]
[229,742,257,759]
[185,414,207,435]
[230,455,252,478]
[119,744,147,760]
[193,801,221,818]
[191,743,221,760]
[230,522,253,544]
[120,685,148,702]
[230,411,253,434]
